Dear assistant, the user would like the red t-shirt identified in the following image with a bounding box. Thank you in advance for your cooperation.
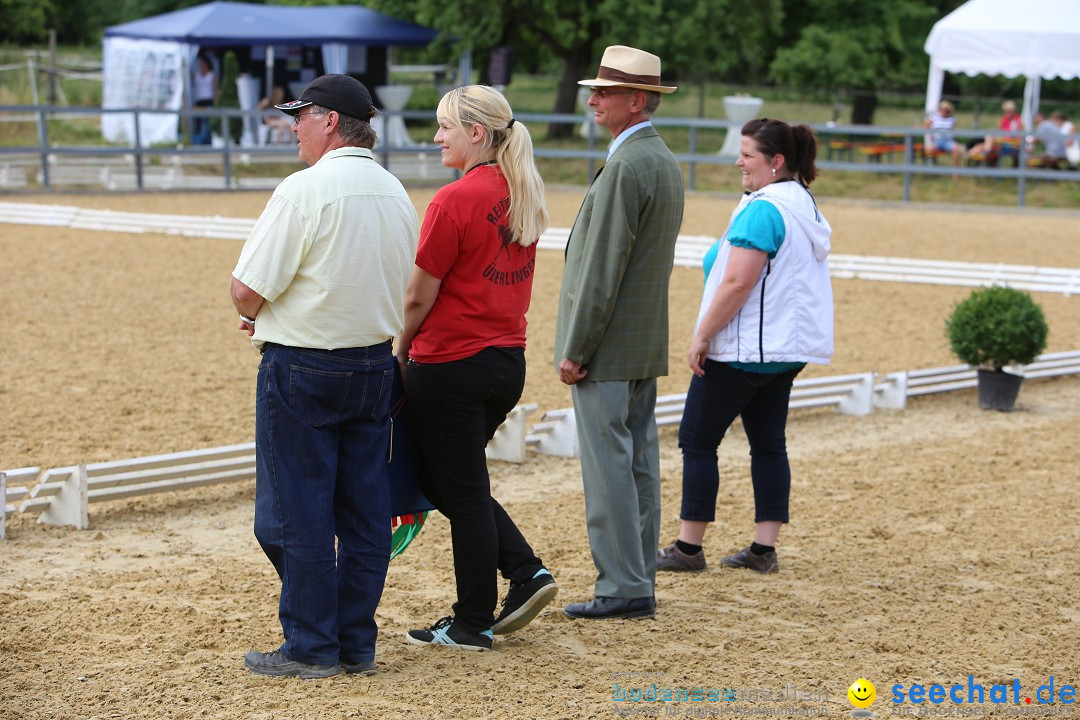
[409,164,537,363]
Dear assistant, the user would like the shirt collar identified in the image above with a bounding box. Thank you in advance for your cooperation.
[607,120,652,160]
[317,146,375,164]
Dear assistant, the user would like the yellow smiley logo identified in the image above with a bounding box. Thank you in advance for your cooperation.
[848,678,876,708]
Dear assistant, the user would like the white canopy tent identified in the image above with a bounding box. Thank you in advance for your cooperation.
[924,0,1080,131]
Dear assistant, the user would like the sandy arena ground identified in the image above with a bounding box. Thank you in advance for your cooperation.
[1,186,1079,720]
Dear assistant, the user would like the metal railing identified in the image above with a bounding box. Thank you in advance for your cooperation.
[1,104,1077,206]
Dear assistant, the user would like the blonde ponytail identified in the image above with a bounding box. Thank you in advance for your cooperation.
[437,85,548,245]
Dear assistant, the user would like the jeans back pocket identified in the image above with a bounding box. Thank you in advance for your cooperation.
[288,365,353,427]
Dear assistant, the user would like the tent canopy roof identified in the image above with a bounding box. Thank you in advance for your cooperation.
[924,0,1080,80]
[104,1,439,47]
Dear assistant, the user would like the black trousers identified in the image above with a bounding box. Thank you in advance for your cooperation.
[407,346,544,633]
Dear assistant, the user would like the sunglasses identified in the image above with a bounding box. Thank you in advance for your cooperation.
[292,111,323,126]
[589,87,639,99]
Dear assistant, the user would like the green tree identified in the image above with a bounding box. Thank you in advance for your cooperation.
[770,0,942,124]
[609,0,784,117]
[369,0,781,138]
[369,0,603,138]
[0,0,55,44]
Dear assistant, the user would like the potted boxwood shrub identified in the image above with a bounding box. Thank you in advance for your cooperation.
[945,285,1048,411]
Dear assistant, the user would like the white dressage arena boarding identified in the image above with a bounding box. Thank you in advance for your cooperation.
[1,201,1079,295]
[1,202,1078,532]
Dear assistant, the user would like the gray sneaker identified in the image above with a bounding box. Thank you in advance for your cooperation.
[340,659,376,676]
[656,541,707,572]
[720,546,779,574]
[244,648,341,679]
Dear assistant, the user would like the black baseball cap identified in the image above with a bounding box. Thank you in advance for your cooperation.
[275,74,373,119]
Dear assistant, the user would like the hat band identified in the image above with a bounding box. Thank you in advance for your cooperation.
[597,65,661,86]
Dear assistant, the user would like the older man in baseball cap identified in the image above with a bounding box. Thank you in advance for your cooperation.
[555,46,685,621]
[232,74,418,678]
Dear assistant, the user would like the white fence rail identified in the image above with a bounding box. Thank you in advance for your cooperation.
[2,202,1078,295]
[3,353,1079,535]
[17,444,256,529]
[874,350,1080,409]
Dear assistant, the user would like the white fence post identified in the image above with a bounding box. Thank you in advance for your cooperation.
[838,372,876,415]
[486,403,537,464]
[528,409,580,458]
[40,463,89,529]
[875,371,910,410]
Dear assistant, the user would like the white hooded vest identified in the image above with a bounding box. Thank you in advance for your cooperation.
[698,181,834,365]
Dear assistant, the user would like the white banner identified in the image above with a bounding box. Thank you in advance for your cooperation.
[102,37,187,146]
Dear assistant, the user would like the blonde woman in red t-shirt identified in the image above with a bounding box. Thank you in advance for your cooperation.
[396,85,555,651]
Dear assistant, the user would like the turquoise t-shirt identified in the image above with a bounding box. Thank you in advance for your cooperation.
[704,200,804,375]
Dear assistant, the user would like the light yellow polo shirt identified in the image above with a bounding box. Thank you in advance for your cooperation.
[233,147,419,350]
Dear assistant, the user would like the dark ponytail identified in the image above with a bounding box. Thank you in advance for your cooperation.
[742,118,820,187]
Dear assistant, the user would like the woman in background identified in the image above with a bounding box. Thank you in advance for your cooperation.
[657,118,834,576]
[190,55,217,145]
[397,86,556,651]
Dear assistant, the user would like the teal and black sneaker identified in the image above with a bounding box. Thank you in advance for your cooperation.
[491,568,558,635]
[406,616,493,651]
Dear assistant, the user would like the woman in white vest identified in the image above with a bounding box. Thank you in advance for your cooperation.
[658,118,834,575]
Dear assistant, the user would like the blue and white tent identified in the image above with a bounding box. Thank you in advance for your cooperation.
[102,1,443,145]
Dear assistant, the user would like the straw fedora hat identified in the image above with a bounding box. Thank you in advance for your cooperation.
[579,45,677,94]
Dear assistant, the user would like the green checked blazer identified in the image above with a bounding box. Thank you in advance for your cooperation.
[554,125,685,382]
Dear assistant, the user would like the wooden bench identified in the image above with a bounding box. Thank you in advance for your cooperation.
[917,143,947,164]
[857,142,897,163]
[18,444,256,529]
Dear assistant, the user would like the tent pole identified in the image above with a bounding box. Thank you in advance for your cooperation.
[1021,75,1040,131]
[183,45,195,146]
[458,49,472,87]
[265,45,274,99]
[924,61,944,116]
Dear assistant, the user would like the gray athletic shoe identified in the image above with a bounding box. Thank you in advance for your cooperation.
[656,541,707,572]
[244,648,341,679]
[340,659,376,676]
[719,546,779,574]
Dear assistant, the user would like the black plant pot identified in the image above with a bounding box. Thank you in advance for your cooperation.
[976,368,1024,411]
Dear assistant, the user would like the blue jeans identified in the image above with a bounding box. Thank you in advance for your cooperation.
[677,360,801,524]
[254,341,394,666]
[406,347,544,633]
[191,100,213,145]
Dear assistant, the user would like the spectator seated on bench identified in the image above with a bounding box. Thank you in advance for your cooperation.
[924,100,965,169]
[256,86,294,145]
[967,100,1023,168]
[1031,110,1070,169]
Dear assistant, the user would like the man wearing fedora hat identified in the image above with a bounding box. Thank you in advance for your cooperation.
[555,46,685,620]
[231,74,418,677]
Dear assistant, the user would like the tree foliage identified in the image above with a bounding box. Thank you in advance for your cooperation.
[371,0,786,136]
[1,0,55,44]
[769,0,963,122]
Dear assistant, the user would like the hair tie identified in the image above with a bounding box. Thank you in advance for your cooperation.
[507,118,516,130]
